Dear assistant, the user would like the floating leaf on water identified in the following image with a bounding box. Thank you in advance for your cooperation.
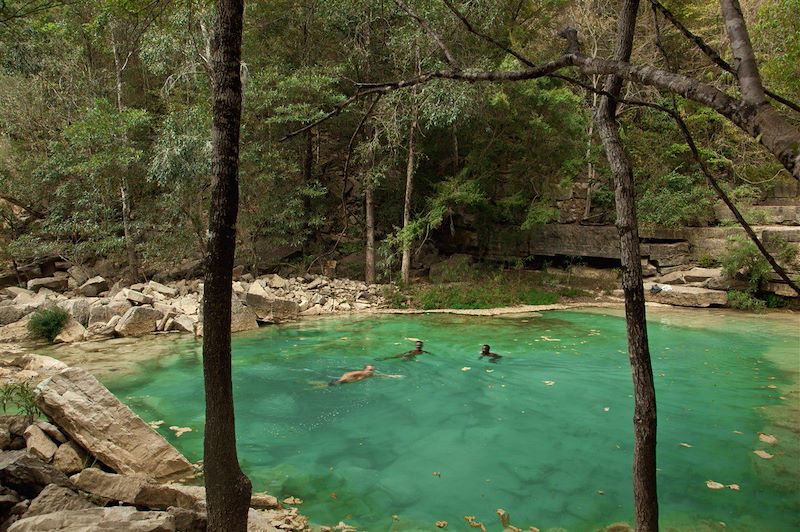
[727,484,740,490]
[435,521,448,528]
[391,515,399,521]
[603,407,610,412]
[406,337,421,342]
[282,496,303,505]
[706,480,725,490]
[767,385,777,389]
[432,471,441,477]
[168,426,192,437]
[597,490,605,495]
[147,420,164,429]
[542,380,555,386]
[680,443,692,448]
[486,369,494,373]
[733,430,744,435]
[758,433,777,444]
[461,367,471,372]
[753,450,773,459]
[330,492,337,500]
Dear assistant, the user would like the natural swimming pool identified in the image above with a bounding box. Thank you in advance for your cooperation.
[102,309,799,531]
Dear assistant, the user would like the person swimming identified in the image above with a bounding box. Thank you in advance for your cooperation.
[382,340,430,360]
[328,364,403,386]
[479,344,502,362]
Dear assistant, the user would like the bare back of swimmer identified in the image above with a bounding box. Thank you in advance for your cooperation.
[330,364,375,385]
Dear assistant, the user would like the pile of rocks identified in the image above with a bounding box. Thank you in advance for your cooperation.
[0,355,310,531]
[0,273,388,345]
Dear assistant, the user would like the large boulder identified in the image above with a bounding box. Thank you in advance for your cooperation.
[70,469,198,510]
[34,368,194,481]
[168,314,196,334]
[245,283,299,322]
[147,281,177,297]
[57,298,91,326]
[0,315,33,343]
[77,276,109,297]
[26,277,68,293]
[67,265,93,287]
[644,283,728,307]
[88,304,116,327]
[7,507,175,532]
[126,290,154,306]
[0,450,72,497]
[115,306,163,337]
[24,484,95,517]
[53,318,86,344]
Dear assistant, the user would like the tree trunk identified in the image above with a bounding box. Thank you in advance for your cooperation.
[203,1,252,531]
[400,108,418,285]
[365,183,375,284]
[594,1,659,530]
[111,29,140,283]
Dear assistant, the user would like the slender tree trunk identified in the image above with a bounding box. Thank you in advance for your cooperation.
[111,30,140,283]
[365,183,375,284]
[400,107,418,285]
[203,1,252,531]
[595,1,659,530]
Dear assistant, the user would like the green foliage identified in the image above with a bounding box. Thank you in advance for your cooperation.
[27,307,70,343]
[726,290,766,312]
[0,382,42,419]
[764,293,788,309]
[720,237,771,293]
[412,283,557,310]
[697,254,720,268]
[637,171,714,227]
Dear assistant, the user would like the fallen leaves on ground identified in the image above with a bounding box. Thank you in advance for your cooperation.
[282,496,303,505]
[168,426,192,437]
[706,480,725,489]
[727,484,740,490]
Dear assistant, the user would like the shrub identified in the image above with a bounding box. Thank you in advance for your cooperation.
[0,382,42,419]
[726,290,766,312]
[720,237,771,293]
[27,307,70,343]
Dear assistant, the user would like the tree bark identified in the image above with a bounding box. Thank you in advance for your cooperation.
[365,183,376,284]
[594,1,659,530]
[203,1,252,531]
[400,103,418,285]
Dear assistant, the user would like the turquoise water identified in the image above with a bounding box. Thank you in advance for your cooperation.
[105,311,799,531]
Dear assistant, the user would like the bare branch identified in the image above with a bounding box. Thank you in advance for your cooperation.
[393,0,460,69]
[441,0,535,67]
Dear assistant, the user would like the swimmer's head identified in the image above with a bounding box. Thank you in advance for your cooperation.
[482,344,490,353]
[365,364,375,372]
[415,340,423,349]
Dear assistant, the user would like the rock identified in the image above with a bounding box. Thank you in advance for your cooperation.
[4,287,34,299]
[52,441,87,475]
[70,469,197,510]
[167,507,207,532]
[78,276,109,297]
[306,277,326,290]
[0,315,33,343]
[265,274,287,289]
[0,427,11,450]
[115,306,163,337]
[88,304,116,327]
[13,354,68,373]
[26,277,68,293]
[35,368,194,481]
[157,311,175,332]
[0,485,22,513]
[168,315,196,334]
[53,318,86,344]
[147,281,177,297]
[7,507,175,532]
[23,425,57,463]
[246,283,299,322]
[174,295,199,316]
[250,492,279,509]
[228,295,258,334]
[33,422,66,444]
[644,283,728,307]
[25,484,95,517]
[0,450,72,497]
[67,266,93,287]
[57,298,91,326]
[658,270,687,285]
[126,290,154,306]
[107,298,132,316]
[0,306,30,327]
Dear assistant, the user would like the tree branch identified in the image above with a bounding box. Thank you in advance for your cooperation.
[342,94,381,217]
[649,0,800,113]
[440,0,535,67]
[393,0,460,69]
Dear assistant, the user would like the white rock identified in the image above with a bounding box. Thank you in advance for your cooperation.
[23,424,58,462]
[53,318,86,344]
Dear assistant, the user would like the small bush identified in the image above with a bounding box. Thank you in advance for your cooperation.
[720,237,771,293]
[764,293,788,309]
[727,290,766,312]
[697,254,719,268]
[0,382,42,419]
[27,307,70,342]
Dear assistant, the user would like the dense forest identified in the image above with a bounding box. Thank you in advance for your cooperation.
[1,0,797,284]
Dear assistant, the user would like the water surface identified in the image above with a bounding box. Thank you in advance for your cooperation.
[103,310,799,531]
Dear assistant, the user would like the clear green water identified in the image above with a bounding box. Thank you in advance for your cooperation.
[104,310,799,531]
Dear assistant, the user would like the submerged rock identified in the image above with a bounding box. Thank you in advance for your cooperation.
[35,368,194,481]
